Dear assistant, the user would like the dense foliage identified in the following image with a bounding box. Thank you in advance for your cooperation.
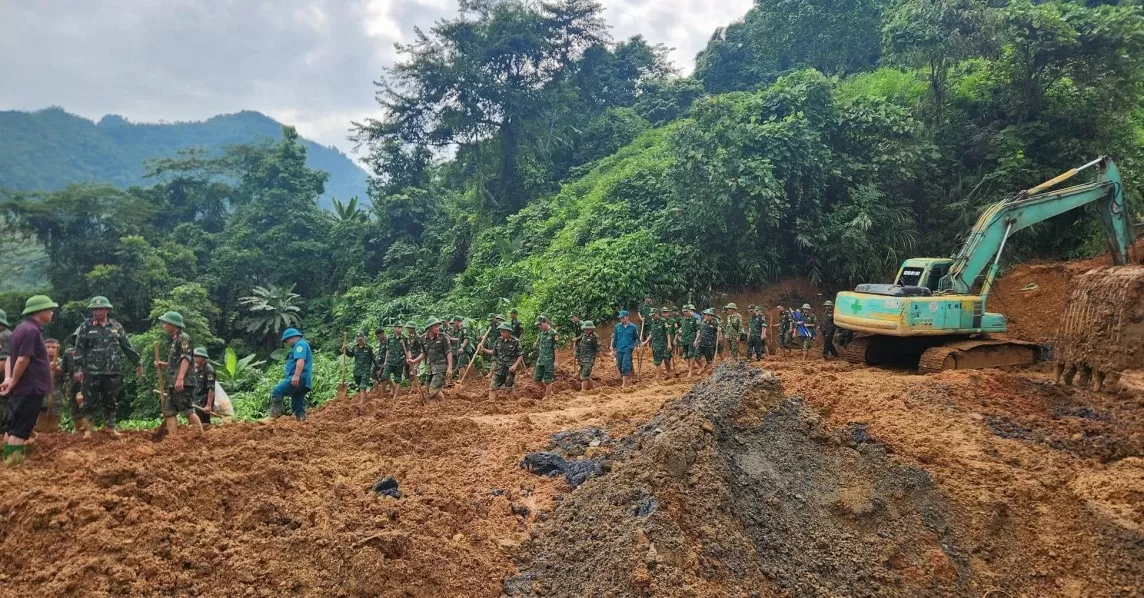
[3,0,1143,424]
[0,108,368,207]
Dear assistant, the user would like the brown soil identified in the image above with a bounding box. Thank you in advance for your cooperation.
[1,252,1142,597]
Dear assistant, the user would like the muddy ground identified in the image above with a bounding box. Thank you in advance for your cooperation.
[1,267,1142,596]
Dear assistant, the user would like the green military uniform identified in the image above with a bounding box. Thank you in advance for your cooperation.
[346,340,377,390]
[821,301,839,358]
[162,325,196,419]
[451,318,472,373]
[698,309,719,363]
[373,328,388,383]
[779,308,793,349]
[481,315,503,373]
[405,326,424,379]
[534,322,558,384]
[680,307,699,359]
[46,349,72,419]
[576,322,601,381]
[381,332,408,384]
[422,321,452,391]
[509,311,524,340]
[799,307,819,350]
[747,306,766,361]
[646,312,671,366]
[193,349,216,425]
[74,301,142,429]
[638,301,654,323]
[491,323,523,391]
[725,304,743,360]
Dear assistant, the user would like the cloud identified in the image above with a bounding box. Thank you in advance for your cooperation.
[0,0,750,154]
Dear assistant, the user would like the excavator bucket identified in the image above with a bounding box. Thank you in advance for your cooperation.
[1055,266,1144,391]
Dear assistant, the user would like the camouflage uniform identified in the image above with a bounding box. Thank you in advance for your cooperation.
[821,306,839,358]
[510,317,524,340]
[680,312,699,359]
[575,328,601,381]
[647,316,671,366]
[381,334,408,383]
[163,330,196,418]
[193,361,216,425]
[697,315,719,363]
[346,343,377,390]
[533,327,558,384]
[46,351,72,418]
[779,310,793,349]
[491,334,523,391]
[451,322,472,372]
[422,330,452,391]
[405,332,425,380]
[74,318,141,429]
[747,310,766,361]
[799,312,818,351]
[726,312,743,360]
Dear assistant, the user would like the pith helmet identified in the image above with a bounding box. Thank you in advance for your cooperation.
[726,302,738,310]
[193,347,209,358]
[404,321,418,330]
[702,308,716,316]
[581,320,595,330]
[801,303,812,310]
[497,322,514,332]
[87,296,113,310]
[0,309,8,327]
[158,311,185,328]
[495,314,506,321]
[823,300,834,307]
[425,317,442,328]
[22,295,59,316]
[453,315,463,322]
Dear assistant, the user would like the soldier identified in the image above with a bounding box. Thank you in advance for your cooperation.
[725,303,744,362]
[663,306,681,373]
[480,322,522,400]
[696,308,721,376]
[534,316,558,397]
[637,296,654,324]
[746,306,761,361]
[380,325,408,400]
[342,333,377,403]
[777,304,792,354]
[192,347,217,428]
[821,300,840,360]
[611,310,640,390]
[404,322,426,396]
[37,338,66,434]
[642,308,673,382]
[509,309,524,339]
[373,326,388,386]
[268,328,313,421]
[480,314,503,374]
[154,311,203,436]
[796,303,818,360]
[576,321,601,391]
[73,296,142,436]
[680,304,700,377]
[450,316,471,379]
[421,318,454,402]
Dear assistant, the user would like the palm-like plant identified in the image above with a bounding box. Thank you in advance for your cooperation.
[238,284,303,339]
[331,196,368,223]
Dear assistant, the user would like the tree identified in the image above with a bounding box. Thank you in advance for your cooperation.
[330,197,368,223]
[238,284,303,344]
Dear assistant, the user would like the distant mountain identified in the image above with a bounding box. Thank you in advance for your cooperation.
[0,107,369,208]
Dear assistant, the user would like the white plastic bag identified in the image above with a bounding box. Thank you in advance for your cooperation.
[213,382,235,417]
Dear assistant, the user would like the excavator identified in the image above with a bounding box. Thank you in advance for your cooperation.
[834,156,1134,373]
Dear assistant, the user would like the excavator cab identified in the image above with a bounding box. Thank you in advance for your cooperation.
[893,259,953,293]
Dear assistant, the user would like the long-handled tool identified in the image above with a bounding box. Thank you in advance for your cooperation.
[637,320,644,381]
[459,328,491,384]
[337,332,348,401]
[152,342,169,442]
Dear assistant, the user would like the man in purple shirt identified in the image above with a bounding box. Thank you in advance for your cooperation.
[1,295,57,466]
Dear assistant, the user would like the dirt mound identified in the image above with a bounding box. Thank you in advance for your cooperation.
[506,364,973,597]
[1056,266,1144,386]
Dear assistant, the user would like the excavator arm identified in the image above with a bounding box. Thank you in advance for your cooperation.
[942,156,1132,297]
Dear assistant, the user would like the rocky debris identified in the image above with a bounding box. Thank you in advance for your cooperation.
[371,475,402,499]
[547,427,614,456]
[520,452,605,488]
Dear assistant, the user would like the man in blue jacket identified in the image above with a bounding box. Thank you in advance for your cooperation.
[269,328,312,421]
[610,310,641,390]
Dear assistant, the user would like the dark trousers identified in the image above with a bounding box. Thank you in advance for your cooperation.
[82,374,121,428]
[747,338,765,360]
[822,328,839,358]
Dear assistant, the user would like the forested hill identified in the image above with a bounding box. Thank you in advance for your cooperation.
[0,107,367,207]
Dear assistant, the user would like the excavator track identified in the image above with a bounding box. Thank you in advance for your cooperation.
[841,337,872,365]
[917,347,959,374]
[917,340,1040,374]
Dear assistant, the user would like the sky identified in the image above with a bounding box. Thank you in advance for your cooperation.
[0,0,751,157]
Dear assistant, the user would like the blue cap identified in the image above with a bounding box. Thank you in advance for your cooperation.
[618,310,629,318]
[280,328,303,341]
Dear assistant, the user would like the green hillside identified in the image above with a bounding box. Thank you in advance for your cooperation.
[0,107,367,207]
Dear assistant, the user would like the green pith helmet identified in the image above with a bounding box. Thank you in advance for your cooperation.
[495,314,506,322]
[158,311,185,328]
[726,302,738,310]
[536,315,548,324]
[355,332,365,340]
[702,308,716,316]
[662,307,671,313]
[22,295,59,316]
[824,300,834,307]
[497,322,513,332]
[193,347,209,358]
[375,326,385,334]
[424,317,442,329]
[453,315,463,322]
[684,304,695,310]
[487,312,496,320]
[581,320,595,330]
[802,303,812,310]
[87,296,113,310]
[404,321,418,330]
[0,309,8,327]
[510,309,518,316]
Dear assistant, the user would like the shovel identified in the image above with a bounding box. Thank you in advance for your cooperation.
[337,332,348,402]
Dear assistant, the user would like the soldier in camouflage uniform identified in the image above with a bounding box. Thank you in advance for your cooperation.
[480,314,504,375]
[509,309,524,340]
[680,304,700,377]
[380,325,408,400]
[746,305,767,361]
[696,308,721,376]
[450,316,471,379]
[821,300,839,360]
[575,321,601,391]
[373,326,388,385]
[725,303,744,362]
[154,311,203,437]
[404,322,425,396]
[797,304,818,360]
[480,322,523,400]
[777,304,793,354]
[192,347,217,428]
[533,316,558,397]
[641,308,673,382]
[421,318,454,402]
[73,296,142,435]
[342,333,377,403]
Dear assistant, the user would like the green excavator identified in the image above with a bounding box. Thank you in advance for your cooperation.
[834,156,1134,372]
